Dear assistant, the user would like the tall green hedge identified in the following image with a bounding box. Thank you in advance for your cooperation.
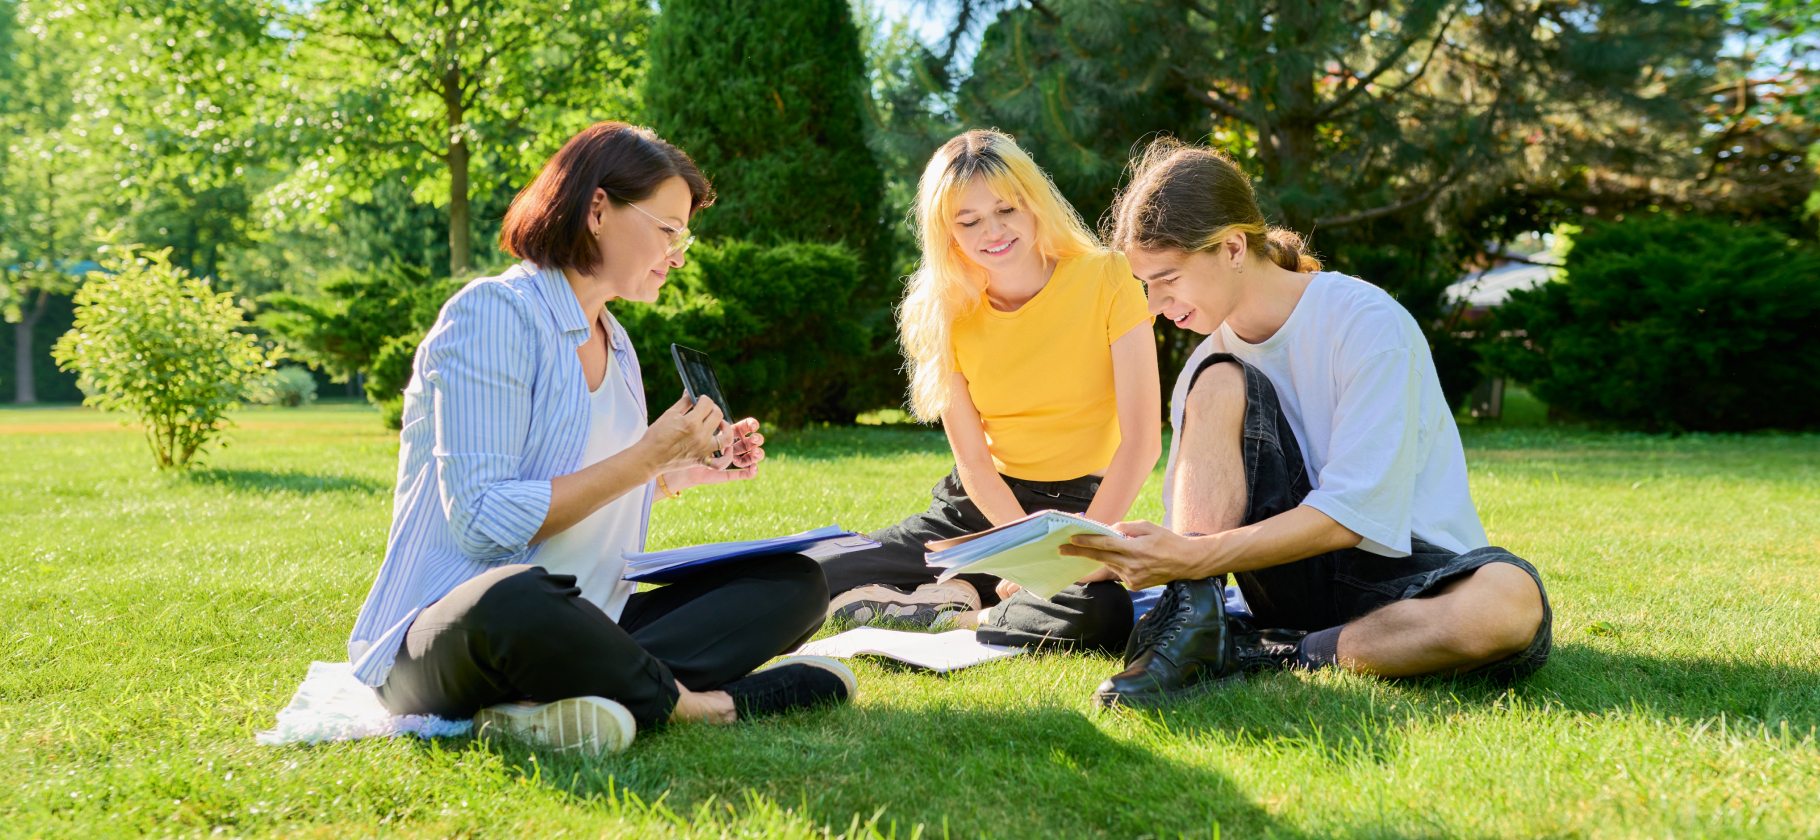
[1484,215,1820,431]
[644,0,899,422]
[611,240,870,428]
[645,0,883,251]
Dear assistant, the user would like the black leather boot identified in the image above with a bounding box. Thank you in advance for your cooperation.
[1229,614,1307,672]
[1093,577,1242,709]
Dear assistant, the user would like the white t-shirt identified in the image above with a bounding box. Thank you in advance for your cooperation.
[530,323,649,619]
[1161,271,1487,557]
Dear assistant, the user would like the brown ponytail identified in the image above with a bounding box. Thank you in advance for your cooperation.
[1105,138,1320,272]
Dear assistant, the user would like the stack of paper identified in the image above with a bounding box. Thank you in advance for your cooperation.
[924,510,1125,600]
[625,525,877,583]
[795,628,1024,673]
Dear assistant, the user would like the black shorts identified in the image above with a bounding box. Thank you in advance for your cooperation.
[1196,352,1553,682]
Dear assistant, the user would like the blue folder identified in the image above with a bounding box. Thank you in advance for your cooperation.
[623,525,879,583]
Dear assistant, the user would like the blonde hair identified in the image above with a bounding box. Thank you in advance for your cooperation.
[898,130,1104,421]
[1105,138,1321,272]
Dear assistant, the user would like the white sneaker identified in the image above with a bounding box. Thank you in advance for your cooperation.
[757,654,858,697]
[472,695,636,755]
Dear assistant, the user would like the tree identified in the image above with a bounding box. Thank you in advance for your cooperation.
[2,0,297,401]
[1,0,95,403]
[281,0,649,278]
[932,0,1726,404]
[644,0,892,420]
[645,0,885,252]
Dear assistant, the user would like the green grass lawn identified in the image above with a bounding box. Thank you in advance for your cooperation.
[1,404,1816,838]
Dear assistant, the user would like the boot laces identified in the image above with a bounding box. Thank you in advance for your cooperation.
[1130,580,1195,658]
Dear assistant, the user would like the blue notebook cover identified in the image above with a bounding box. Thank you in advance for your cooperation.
[624,525,878,583]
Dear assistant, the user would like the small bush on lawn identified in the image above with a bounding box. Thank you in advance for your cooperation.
[51,238,279,468]
[612,240,873,427]
[1484,214,1820,431]
[365,331,423,430]
[248,365,319,407]
[259,265,463,427]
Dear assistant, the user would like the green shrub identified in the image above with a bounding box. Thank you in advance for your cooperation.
[611,240,872,427]
[248,365,319,407]
[365,331,424,430]
[1484,215,1820,431]
[52,240,279,468]
[260,266,462,427]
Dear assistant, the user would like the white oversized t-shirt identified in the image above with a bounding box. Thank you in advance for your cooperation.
[1161,271,1487,557]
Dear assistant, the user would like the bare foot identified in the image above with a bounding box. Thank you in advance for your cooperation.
[668,681,736,725]
[933,608,984,630]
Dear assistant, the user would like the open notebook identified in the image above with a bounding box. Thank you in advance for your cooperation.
[795,628,1024,673]
[924,510,1124,600]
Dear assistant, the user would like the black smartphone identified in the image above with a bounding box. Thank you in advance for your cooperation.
[671,344,732,459]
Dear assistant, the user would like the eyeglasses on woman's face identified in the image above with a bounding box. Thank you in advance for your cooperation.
[628,202,695,257]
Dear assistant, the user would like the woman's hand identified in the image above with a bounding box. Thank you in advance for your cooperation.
[664,417,765,493]
[1058,520,1213,590]
[637,394,726,477]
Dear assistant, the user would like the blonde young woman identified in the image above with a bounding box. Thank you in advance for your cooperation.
[820,130,1162,653]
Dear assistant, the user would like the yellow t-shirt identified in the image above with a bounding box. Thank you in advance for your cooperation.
[951,251,1152,482]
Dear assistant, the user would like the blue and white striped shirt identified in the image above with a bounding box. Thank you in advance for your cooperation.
[347,261,652,687]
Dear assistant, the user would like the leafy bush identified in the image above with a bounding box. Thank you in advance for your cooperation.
[611,240,874,427]
[52,241,279,468]
[248,365,319,407]
[259,265,463,427]
[1484,215,1820,431]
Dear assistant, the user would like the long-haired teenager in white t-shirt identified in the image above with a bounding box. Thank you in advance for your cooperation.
[1057,138,1552,709]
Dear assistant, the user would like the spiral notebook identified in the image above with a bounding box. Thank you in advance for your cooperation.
[923,510,1124,600]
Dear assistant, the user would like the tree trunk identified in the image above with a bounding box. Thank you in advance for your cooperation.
[1266,0,1323,233]
[449,140,471,277]
[12,289,48,405]
[444,62,471,277]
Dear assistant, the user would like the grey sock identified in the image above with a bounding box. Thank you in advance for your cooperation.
[1297,625,1345,670]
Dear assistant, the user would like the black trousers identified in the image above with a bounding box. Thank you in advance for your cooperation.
[375,553,829,729]
[819,469,1135,655]
[1188,353,1553,681]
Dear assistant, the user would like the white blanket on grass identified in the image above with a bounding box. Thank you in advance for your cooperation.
[256,661,471,746]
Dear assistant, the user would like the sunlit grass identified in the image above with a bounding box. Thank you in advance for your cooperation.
[1,404,1815,838]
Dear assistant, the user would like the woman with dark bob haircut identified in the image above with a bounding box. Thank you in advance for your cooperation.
[346,122,854,755]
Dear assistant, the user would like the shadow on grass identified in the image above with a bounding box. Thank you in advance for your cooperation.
[457,704,1453,839]
[185,468,388,496]
[1128,642,1820,769]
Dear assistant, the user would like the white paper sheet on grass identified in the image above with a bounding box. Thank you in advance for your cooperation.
[256,661,471,746]
[795,628,1024,673]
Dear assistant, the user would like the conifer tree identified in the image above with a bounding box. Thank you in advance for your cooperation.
[945,0,1725,404]
[643,0,893,422]
[645,0,884,253]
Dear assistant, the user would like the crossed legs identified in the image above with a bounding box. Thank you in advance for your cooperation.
[1176,359,1546,678]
